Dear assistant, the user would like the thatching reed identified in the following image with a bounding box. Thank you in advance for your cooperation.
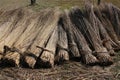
[0,8,34,67]
[63,9,98,65]
[69,7,98,65]
[94,8,115,56]
[55,20,69,63]
[62,10,81,58]
[0,8,61,68]
[84,3,113,65]
[0,2,120,68]
[22,8,61,68]
[105,4,120,40]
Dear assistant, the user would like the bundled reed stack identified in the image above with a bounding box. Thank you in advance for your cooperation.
[0,2,120,68]
[0,8,33,67]
[62,10,80,58]
[14,9,56,68]
[25,8,61,68]
[106,4,120,40]
[0,8,61,68]
[94,7,115,56]
[63,10,98,65]
[55,19,69,63]
[0,9,23,43]
[84,3,113,65]
[19,9,61,68]
[39,26,58,67]
[100,3,120,43]
[13,10,42,68]
[70,8,101,64]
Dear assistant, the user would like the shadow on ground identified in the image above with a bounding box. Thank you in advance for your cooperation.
[0,53,120,80]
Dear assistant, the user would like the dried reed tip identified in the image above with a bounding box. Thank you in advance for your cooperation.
[55,50,69,63]
[97,53,113,66]
[69,45,81,57]
[1,52,20,67]
[82,52,98,65]
[109,50,115,56]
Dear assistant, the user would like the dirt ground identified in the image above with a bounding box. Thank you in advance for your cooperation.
[0,52,120,80]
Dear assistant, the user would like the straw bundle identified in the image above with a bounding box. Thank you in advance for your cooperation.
[24,9,61,68]
[0,2,120,68]
[73,26,98,65]
[107,4,120,40]
[84,3,113,65]
[65,9,98,65]
[39,25,58,67]
[0,10,20,46]
[62,10,80,58]
[0,8,34,67]
[94,8,115,56]
[12,9,53,68]
[96,10,120,48]
[55,20,69,63]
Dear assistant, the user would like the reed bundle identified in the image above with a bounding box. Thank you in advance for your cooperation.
[84,3,113,65]
[55,20,69,63]
[62,10,80,58]
[0,2,120,68]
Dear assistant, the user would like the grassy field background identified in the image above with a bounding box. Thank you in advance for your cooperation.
[0,0,120,10]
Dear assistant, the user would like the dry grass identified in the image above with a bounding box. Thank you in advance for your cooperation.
[0,58,120,80]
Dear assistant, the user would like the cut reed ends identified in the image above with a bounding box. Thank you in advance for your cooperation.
[81,50,98,65]
[96,47,113,65]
